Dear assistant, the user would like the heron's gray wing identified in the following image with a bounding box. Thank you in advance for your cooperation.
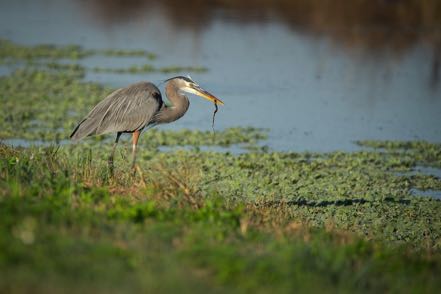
[70,82,162,140]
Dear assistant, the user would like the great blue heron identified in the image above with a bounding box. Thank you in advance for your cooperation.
[70,76,224,169]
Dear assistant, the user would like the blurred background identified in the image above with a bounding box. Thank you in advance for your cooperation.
[0,0,440,151]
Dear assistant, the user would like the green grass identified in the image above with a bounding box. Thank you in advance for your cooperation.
[1,143,441,293]
[1,39,441,293]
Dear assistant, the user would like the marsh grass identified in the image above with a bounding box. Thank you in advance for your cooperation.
[1,142,441,293]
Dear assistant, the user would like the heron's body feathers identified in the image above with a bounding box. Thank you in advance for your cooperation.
[70,82,162,140]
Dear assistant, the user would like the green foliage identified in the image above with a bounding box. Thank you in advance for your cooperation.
[98,48,157,60]
[408,174,441,191]
[356,140,441,167]
[0,39,207,77]
[0,39,91,62]
[0,39,155,63]
[142,127,267,148]
[1,142,441,293]
[92,65,207,74]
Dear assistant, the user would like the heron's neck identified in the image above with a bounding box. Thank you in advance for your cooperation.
[155,82,190,124]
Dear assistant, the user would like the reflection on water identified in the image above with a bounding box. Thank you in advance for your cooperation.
[0,0,440,151]
[82,0,441,88]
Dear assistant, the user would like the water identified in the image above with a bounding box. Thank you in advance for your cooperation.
[0,0,440,152]
[395,166,441,200]
[414,166,441,179]
[413,166,441,200]
[410,189,441,200]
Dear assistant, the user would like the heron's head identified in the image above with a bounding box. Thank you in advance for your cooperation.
[165,76,224,105]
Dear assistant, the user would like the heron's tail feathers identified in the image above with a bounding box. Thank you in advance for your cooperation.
[70,118,99,141]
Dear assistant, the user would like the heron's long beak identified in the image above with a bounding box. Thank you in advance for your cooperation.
[187,84,224,105]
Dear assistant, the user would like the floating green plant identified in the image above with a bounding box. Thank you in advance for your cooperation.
[97,48,157,60]
[0,39,154,63]
[357,140,441,167]
[0,39,91,62]
[92,64,207,74]
[0,39,206,75]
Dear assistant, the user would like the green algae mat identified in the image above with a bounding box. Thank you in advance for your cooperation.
[1,40,441,293]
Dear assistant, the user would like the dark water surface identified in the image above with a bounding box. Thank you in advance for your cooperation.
[1,0,440,152]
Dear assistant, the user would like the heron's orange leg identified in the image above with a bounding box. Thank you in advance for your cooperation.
[131,130,140,169]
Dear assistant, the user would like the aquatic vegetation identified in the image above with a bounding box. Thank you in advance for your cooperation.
[0,39,91,62]
[92,64,207,74]
[0,39,207,75]
[357,140,441,168]
[409,174,441,191]
[97,48,157,60]
[142,127,267,148]
[0,39,154,63]
[159,65,207,74]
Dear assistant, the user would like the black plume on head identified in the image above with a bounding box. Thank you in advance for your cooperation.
[164,76,195,84]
